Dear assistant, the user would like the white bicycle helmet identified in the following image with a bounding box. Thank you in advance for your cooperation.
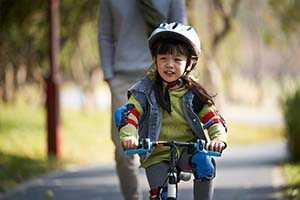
[148,22,201,57]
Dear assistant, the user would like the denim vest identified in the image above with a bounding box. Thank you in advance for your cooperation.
[128,75,207,160]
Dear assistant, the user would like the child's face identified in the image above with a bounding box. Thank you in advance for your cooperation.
[155,53,189,84]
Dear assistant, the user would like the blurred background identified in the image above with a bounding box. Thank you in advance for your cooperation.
[0,0,299,198]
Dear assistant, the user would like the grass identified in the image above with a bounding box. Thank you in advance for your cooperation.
[0,153,61,193]
[283,162,300,199]
[0,103,61,193]
[226,122,283,145]
[0,101,286,194]
[60,108,113,163]
[0,102,113,193]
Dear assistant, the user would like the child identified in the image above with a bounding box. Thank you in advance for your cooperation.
[116,22,227,200]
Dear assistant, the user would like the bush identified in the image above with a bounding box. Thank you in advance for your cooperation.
[281,83,300,162]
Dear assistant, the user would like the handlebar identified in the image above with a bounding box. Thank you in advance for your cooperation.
[124,138,221,157]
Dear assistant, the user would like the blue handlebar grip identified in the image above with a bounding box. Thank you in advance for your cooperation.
[124,138,153,155]
[203,150,221,157]
[194,139,222,157]
[124,149,147,155]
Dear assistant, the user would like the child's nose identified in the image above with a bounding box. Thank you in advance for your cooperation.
[166,59,175,68]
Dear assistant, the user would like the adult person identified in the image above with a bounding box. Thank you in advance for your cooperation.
[98,0,187,199]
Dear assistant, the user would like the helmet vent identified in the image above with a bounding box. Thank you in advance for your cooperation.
[172,22,179,29]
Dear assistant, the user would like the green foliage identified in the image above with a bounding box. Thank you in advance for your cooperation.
[269,0,300,37]
[0,0,48,69]
[0,0,99,81]
[281,82,300,162]
[283,162,300,199]
[59,0,99,71]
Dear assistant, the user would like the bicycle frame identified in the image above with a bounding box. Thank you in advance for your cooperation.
[124,139,221,199]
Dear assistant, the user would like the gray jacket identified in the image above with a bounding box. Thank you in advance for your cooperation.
[98,0,187,81]
[128,75,207,160]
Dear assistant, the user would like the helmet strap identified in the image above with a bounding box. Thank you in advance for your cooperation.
[184,55,197,73]
[165,78,184,89]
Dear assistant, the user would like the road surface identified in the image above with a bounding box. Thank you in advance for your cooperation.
[0,140,287,200]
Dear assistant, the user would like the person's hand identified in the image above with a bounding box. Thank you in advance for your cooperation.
[121,137,139,150]
[206,140,226,153]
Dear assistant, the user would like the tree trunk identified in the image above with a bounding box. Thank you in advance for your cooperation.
[2,64,15,103]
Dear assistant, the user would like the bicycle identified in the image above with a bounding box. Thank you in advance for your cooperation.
[124,138,222,200]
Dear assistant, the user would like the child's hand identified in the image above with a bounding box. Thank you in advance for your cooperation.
[206,140,226,153]
[121,137,139,150]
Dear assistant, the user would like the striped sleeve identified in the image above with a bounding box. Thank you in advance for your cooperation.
[199,104,227,144]
[119,95,144,141]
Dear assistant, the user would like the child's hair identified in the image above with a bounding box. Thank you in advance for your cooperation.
[152,38,215,113]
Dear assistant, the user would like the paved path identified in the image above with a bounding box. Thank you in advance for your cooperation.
[0,140,287,200]
[213,140,287,200]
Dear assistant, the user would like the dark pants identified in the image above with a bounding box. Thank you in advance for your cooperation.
[145,149,214,200]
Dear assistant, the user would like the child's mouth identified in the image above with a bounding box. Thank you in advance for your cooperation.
[165,71,175,75]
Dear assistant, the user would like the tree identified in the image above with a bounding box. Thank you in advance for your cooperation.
[269,0,300,38]
[186,0,241,108]
[0,0,99,103]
